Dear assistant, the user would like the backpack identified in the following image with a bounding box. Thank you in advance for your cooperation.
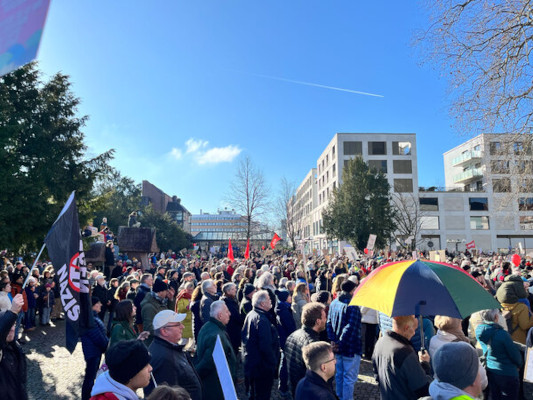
[502,309,518,334]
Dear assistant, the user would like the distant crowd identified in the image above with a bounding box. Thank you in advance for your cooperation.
[1,246,533,400]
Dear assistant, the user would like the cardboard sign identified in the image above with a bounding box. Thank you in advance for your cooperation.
[367,234,377,251]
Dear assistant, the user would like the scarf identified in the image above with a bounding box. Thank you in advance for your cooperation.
[177,289,192,303]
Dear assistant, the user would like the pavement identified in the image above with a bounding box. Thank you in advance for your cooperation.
[23,319,531,400]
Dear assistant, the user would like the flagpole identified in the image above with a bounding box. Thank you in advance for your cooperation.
[22,243,47,289]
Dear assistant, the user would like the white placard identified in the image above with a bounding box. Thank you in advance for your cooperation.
[367,234,377,250]
[213,335,238,400]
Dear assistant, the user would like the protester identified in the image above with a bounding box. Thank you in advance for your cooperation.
[175,281,194,340]
[421,342,483,400]
[221,282,243,356]
[146,385,193,400]
[189,285,203,341]
[81,296,109,400]
[195,300,237,400]
[92,275,109,321]
[295,341,337,400]
[372,315,432,400]
[199,279,218,323]
[292,282,309,329]
[39,283,54,326]
[326,279,362,400]
[275,288,297,396]
[360,305,379,360]
[144,310,202,400]
[141,279,172,346]
[134,273,153,331]
[241,289,281,400]
[0,294,27,400]
[239,283,256,317]
[0,275,12,311]
[90,339,152,400]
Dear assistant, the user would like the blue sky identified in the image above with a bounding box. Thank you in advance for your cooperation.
[36,1,467,214]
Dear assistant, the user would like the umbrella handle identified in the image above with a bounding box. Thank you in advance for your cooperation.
[415,301,426,352]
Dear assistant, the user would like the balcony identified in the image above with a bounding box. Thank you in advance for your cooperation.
[452,150,482,167]
[453,168,483,184]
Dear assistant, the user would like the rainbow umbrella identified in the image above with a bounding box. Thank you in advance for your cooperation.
[350,259,500,319]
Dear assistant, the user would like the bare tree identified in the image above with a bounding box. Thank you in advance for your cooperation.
[274,177,301,250]
[417,1,533,139]
[226,157,270,241]
[392,193,425,250]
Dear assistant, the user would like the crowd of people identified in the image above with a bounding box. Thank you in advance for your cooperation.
[1,247,533,400]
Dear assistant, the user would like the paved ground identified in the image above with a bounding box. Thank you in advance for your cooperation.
[23,318,379,399]
[22,319,532,399]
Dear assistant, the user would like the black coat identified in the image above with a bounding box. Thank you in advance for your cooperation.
[133,284,150,325]
[222,295,243,354]
[241,307,281,377]
[145,336,202,400]
[276,301,296,348]
[0,311,27,400]
[295,370,338,400]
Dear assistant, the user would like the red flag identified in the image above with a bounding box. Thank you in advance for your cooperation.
[270,233,281,249]
[227,239,234,261]
[244,239,250,260]
[466,240,476,249]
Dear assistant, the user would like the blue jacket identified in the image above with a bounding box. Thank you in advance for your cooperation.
[327,293,362,357]
[476,322,522,377]
[81,311,109,360]
[276,301,297,348]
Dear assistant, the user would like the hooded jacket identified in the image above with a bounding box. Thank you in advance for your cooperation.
[500,301,533,344]
[427,380,475,400]
[90,371,139,400]
[496,274,527,304]
[475,322,522,377]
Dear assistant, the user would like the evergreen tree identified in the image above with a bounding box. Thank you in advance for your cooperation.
[323,157,396,250]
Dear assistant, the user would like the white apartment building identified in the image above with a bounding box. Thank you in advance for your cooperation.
[290,168,317,251]
[294,132,533,254]
[302,133,418,252]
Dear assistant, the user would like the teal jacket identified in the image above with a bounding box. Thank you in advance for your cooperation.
[475,322,522,377]
[195,317,237,400]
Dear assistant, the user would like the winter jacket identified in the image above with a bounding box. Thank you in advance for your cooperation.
[475,322,522,377]
[195,317,237,400]
[295,370,338,400]
[292,293,308,329]
[275,301,296,348]
[190,299,203,340]
[240,296,253,317]
[90,371,140,400]
[108,320,137,348]
[327,293,362,357]
[39,289,55,309]
[0,310,27,400]
[24,286,36,309]
[496,275,527,304]
[372,330,432,400]
[175,293,193,339]
[423,380,475,400]
[222,295,243,354]
[200,292,219,324]
[81,312,109,360]
[93,283,109,309]
[500,301,533,344]
[144,336,202,399]
[285,326,320,393]
[141,292,170,347]
[241,307,281,377]
[133,284,150,325]
[10,284,28,313]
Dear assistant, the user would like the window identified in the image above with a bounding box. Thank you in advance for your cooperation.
[344,160,350,168]
[420,197,439,211]
[368,160,387,173]
[520,216,533,230]
[392,141,412,155]
[490,142,502,155]
[514,142,524,155]
[469,197,489,211]
[421,216,439,230]
[394,179,413,193]
[490,160,510,174]
[332,145,335,156]
[368,141,386,155]
[519,179,533,193]
[493,178,511,192]
[332,163,336,174]
[344,141,362,155]
[519,198,533,211]
[470,216,490,230]
[393,160,412,174]
[516,160,533,173]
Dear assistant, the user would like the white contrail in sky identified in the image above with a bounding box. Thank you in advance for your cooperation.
[249,72,384,98]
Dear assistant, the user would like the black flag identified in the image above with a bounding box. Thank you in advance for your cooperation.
[44,191,93,353]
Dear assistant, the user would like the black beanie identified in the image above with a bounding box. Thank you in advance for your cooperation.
[91,296,101,306]
[340,280,356,293]
[106,340,151,384]
[244,283,255,297]
[152,279,169,293]
[276,289,290,303]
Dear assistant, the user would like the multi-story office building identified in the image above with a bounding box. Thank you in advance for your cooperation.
[294,132,533,253]
[289,168,317,251]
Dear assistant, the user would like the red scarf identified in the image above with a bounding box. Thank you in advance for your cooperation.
[177,289,192,303]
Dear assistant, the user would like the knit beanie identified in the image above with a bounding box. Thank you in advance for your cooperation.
[276,289,290,303]
[152,279,169,293]
[243,283,255,297]
[433,342,478,389]
[340,280,356,294]
[106,340,151,384]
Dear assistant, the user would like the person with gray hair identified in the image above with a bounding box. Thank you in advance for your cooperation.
[255,271,278,324]
[195,300,237,400]
[475,308,523,399]
[221,282,243,355]
[242,290,281,400]
[200,279,218,324]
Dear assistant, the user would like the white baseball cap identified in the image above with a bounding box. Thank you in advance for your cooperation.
[153,310,186,330]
